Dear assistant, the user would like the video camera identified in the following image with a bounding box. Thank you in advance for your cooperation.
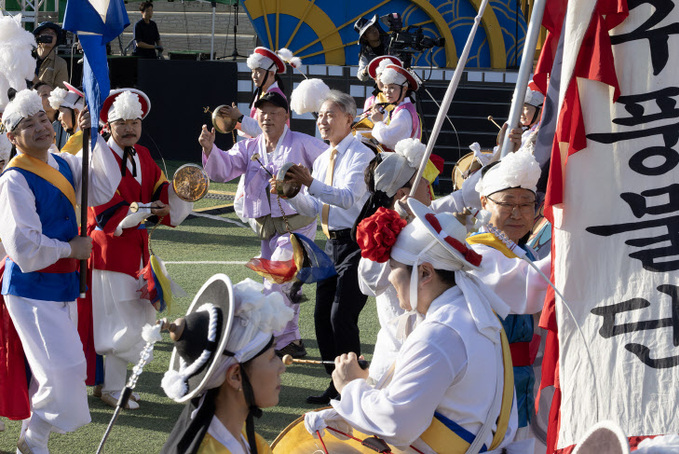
[380,13,444,68]
[35,34,54,44]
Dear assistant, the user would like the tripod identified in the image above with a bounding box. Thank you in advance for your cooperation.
[230,0,247,60]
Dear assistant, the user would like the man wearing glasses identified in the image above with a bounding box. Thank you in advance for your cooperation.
[465,149,552,454]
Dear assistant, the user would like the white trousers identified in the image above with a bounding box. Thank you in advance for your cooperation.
[91,269,155,393]
[4,295,90,433]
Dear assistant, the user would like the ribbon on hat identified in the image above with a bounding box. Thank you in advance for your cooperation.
[424,213,482,267]
[121,146,137,177]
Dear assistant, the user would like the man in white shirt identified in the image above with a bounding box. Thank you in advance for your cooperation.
[281,90,375,404]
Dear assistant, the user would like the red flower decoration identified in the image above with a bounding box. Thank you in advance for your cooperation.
[356,207,408,263]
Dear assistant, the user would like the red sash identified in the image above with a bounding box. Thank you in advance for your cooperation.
[0,257,31,419]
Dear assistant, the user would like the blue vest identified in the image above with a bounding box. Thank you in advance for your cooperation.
[2,154,80,301]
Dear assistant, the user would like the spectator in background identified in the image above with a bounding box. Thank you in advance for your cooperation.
[34,81,67,149]
[133,1,163,59]
[32,22,68,89]
[355,15,390,82]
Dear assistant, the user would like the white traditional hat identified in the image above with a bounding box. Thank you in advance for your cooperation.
[100,88,151,123]
[524,82,544,108]
[636,434,679,453]
[367,55,402,80]
[572,421,630,454]
[49,82,85,111]
[374,138,424,197]
[247,46,286,74]
[2,89,44,132]
[475,149,541,197]
[162,275,293,403]
[380,64,419,91]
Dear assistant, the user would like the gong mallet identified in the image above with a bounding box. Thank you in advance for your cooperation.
[487,115,502,130]
[282,354,369,370]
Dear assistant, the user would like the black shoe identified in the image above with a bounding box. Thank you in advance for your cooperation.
[275,340,307,359]
[288,280,304,304]
[306,383,339,405]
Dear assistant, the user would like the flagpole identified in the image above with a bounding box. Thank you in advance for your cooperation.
[409,0,491,197]
[500,0,547,157]
[79,127,90,298]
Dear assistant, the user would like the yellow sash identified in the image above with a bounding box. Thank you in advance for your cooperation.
[5,153,77,210]
[60,130,83,156]
[466,233,517,259]
[419,327,514,452]
[198,428,272,454]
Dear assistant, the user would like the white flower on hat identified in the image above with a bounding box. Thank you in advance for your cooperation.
[276,47,301,69]
[233,278,292,335]
[380,66,407,86]
[110,90,143,122]
[290,78,330,115]
[49,87,68,110]
[394,138,425,169]
[375,58,392,77]
[475,149,541,197]
[2,89,44,132]
[247,49,278,73]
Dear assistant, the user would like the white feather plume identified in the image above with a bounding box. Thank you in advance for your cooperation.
[110,90,143,121]
[48,87,67,110]
[290,78,330,114]
[2,89,43,131]
[375,59,392,77]
[636,434,679,453]
[233,278,293,334]
[380,67,407,86]
[475,149,541,196]
[276,48,294,61]
[0,72,9,112]
[141,323,162,343]
[0,15,37,91]
[276,48,301,69]
[161,369,187,400]
[394,138,425,169]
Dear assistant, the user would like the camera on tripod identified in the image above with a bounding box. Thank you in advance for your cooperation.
[380,13,444,68]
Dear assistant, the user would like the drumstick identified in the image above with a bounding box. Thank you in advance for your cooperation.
[281,354,369,370]
[487,115,502,130]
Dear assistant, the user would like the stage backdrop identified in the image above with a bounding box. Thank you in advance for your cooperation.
[242,0,532,69]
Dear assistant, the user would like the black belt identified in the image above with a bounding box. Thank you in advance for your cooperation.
[328,228,352,240]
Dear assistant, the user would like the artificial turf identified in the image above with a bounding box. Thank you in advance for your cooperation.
[0,169,380,453]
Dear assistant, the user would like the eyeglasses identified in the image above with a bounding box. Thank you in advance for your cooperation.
[486,195,537,214]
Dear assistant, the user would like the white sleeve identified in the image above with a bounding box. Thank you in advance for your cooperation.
[167,184,194,226]
[71,134,122,206]
[239,115,262,138]
[358,258,391,297]
[332,327,467,447]
[0,173,71,272]
[372,109,412,150]
[285,185,323,218]
[469,245,550,314]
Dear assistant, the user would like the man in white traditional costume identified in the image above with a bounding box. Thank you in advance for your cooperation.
[466,149,552,454]
[199,91,325,359]
[306,199,517,453]
[0,89,121,453]
[87,88,194,409]
[280,89,375,404]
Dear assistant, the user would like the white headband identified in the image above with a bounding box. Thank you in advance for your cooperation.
[2,89,44,132]
[475,149,541,197]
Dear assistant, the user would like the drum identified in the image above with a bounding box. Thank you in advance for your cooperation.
[451,150,494,191]
[272,412,417,453]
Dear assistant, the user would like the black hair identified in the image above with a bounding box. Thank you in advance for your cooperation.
[33,81,52,91]
[140,1,153,12]
[248,66,286,111]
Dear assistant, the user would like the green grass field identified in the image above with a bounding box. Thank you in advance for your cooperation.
[0,164,380,453]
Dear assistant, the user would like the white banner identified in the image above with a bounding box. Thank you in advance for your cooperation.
[553,0,679,449]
